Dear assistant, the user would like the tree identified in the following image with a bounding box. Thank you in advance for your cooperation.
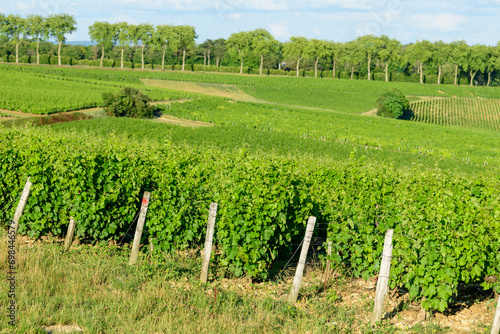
[115,22,132,69]
[102,87,155,118]
[328,41,343,79]
[226,31,251,74]
[172,25,197,71]
[432,41,450,85]
[378,36,401,82]
[26,15,48,65]
[356,35,382,80]
[406,40,433,84]
[486,45,500,86]
[283,36,309,77]
[88,21,116,68]
[198,39,214,66]
[307,39,329,78]
[250,29,279,75]
[449,41,469,85]
[464,44,489,86]
[155,24,176,70]
[47,14,77,66]
[0,14,28,64]
[136,23,154,70]
[212,38,226,67]
[377,89,410,119]
[344,40,363,80]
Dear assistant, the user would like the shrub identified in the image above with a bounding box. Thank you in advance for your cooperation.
[376,89,410,119]
[102,87,155,118]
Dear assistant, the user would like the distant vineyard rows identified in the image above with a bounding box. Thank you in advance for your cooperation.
[410,97,500,131]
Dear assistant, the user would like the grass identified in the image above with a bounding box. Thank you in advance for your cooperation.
[49,97,500,175]
[0,232,458,334]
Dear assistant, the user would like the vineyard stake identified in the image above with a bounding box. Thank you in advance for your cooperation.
[323,239,333,298]
[371,229,394,327]
[490,297,500,334]
[325,240,333,280]
[200,202,218,283]
[288,216,316,304]
[129,191,151,265]
[64,217,76,250]
[12,177,32,235]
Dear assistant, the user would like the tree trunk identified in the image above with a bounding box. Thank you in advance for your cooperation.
[333,59,336,79]
[438,65,442,85]
[315,57,319,78]
[58,41,62,66]
[216,57,220,67]
[100,45,104,68]
[367,56,371,80]
[182,49,186,71]
[141,45,145,70]
[470,70,477,86]
[240,59,244,74]
[15,41,19,64]
[385,61,389,82]
[420,62,423,84]
[36,38,40,65]
[296,57,303,77]
[162,46,166,70]
[121,48,124,68]
[260,54,264,75]
[208,50,211,66]
[203,52,206,66]
[487,72,492,86]
[454,65,458,85]
[351,64,354,80]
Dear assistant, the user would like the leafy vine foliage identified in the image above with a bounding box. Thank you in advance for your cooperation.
[0,126,499,311]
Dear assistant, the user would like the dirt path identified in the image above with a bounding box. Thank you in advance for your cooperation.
[142,79,343,114]
[362,108,378,116]
[141,79,265,103]
[154,115,214,127]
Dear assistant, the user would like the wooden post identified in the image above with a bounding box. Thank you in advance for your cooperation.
[371,229,394,327]
[129,192,151,265]
[324,240,333,283]
[490,297,500,334]
[288,216,317,304]
[64,217,76,250]
[200,203,218,283]
[11,177,32,235]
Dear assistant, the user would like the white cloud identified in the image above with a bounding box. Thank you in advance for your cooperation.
[312,28,323,37]
[227,12,242,21]
[269,22,290,39]
[308,0,375,10]
[410,13,468,33]
[122,0,286,11]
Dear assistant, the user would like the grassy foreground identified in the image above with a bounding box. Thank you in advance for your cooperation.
[0,232,454,334]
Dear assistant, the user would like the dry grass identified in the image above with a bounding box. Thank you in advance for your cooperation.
[0,232,479,333]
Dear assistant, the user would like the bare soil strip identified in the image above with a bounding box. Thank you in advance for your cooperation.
[141,79,341,113]
[155,114,215,127]
[141,79,265,103]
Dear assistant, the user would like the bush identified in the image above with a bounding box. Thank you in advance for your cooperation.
[102,87,155,118]
[376,89,410,119]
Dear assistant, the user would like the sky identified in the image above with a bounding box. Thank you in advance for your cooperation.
[1,0,500,45]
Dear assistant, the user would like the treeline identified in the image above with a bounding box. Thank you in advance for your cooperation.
[1,13,500,86]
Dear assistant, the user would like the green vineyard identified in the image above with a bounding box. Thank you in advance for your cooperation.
[410,97,500,131]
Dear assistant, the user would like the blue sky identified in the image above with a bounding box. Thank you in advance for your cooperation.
[1,0,500,45]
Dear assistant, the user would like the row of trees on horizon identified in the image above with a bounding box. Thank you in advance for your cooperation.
[2,13,500,86]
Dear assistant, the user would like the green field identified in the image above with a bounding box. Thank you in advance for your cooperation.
[1,64,500,331]
[410,97,500,131]
[5,64,500,114]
